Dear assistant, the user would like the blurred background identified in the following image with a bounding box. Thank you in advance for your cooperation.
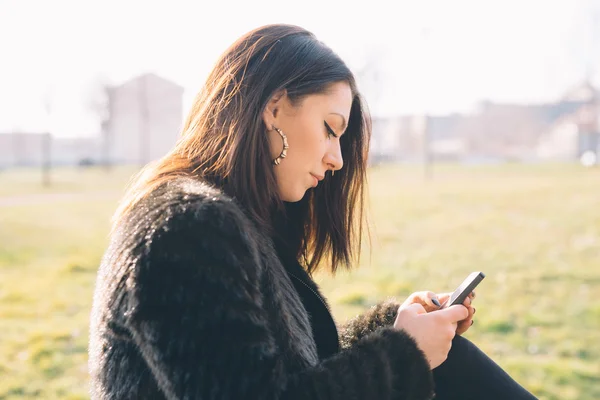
[0,0,599,399]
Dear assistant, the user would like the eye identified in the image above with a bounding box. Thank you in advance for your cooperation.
[324,121,339,139]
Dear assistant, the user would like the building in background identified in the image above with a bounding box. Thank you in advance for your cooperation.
[1,77,596,169]
[51,136,104,166]
[0,132,47,168]
[368,80,599,163]
[0,133,102,168]
[370,116,422,164]
[0,73,184,169]
[564,80,599,158]
[105,73,184,165]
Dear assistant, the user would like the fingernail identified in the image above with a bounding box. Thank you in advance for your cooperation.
[471,320,474,325]
[473,307,476,314]
[432,298,441,307]
[471,291,476,298]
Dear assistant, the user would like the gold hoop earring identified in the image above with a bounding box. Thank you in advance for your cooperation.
[272,127,289,165]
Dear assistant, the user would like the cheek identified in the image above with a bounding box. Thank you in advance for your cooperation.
[290,121,326,161]
[295,137,324,161]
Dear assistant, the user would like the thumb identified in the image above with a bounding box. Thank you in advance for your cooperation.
[439,304,469,322]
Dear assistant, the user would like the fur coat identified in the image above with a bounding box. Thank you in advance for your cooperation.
[88,177,434,399]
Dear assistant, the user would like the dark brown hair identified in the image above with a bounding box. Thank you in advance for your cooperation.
[113,24,371,275]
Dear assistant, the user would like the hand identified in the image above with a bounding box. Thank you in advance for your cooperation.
[394,302,469,369]
[436,291,476,335]
[401,290,476,335]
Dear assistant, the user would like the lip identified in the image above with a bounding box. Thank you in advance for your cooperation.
[310,173,324,187]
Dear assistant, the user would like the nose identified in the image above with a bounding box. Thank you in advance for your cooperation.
[324,140,343,173]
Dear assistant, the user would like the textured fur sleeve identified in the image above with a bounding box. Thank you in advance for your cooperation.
[119,188,433,400]
[339,299,401,349]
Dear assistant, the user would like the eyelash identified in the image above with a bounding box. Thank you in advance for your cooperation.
[324,121,339,138]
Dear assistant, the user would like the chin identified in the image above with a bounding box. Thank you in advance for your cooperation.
[281,187,309,203]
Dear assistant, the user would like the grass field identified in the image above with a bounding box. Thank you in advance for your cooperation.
[0,163,599,399]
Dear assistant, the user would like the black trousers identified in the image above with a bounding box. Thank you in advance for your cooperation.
[432,335,538,400]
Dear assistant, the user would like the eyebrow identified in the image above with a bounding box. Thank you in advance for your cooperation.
[329,113,347,131]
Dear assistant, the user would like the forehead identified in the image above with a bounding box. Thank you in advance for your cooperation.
[300,81,353,116]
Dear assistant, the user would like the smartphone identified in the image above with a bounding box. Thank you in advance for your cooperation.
[441,271,485,308]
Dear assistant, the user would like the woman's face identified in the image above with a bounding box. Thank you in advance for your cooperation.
[262,81,353,202]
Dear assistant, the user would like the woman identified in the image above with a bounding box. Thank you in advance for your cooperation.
[89,24,537,399]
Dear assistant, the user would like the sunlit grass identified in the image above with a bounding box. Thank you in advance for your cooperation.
[1,163,599,399]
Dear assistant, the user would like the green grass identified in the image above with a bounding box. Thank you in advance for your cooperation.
[1,163,599,399]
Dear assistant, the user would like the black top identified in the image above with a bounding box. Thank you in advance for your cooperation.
[88,177,434,399]
[276,245,340,360]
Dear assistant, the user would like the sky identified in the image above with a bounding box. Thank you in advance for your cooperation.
[0,0,599,137]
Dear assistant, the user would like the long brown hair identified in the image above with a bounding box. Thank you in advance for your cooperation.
[113,24,371,275]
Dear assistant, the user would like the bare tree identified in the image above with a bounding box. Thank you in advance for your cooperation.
[350,47,389,166]
[86,75,113,171]
[352,48,386,112]
[42,88,53,187]
[138,75,150,167]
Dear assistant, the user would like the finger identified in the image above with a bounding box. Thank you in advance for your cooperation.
[456,306,475,335]
[411,302,428,315]
[400,302,428,315]
[464,305,475,322]
[424,291,442,308]
[401,291,423,308]
[450,322,459,335]
[437,293,451,304]
[469,290,476,299]
[440,304,469,322]
[403,291,440,312]
[456,317,473,335]
[462,296,472,307]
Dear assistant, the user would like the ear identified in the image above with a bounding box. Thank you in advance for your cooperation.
[262,89,287,130]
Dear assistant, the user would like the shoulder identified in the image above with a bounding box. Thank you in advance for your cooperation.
[132,177,249,234]
[95,177,273,351]
[116,177,256,251]
[99,177,267,314]
[104,177,264,286]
